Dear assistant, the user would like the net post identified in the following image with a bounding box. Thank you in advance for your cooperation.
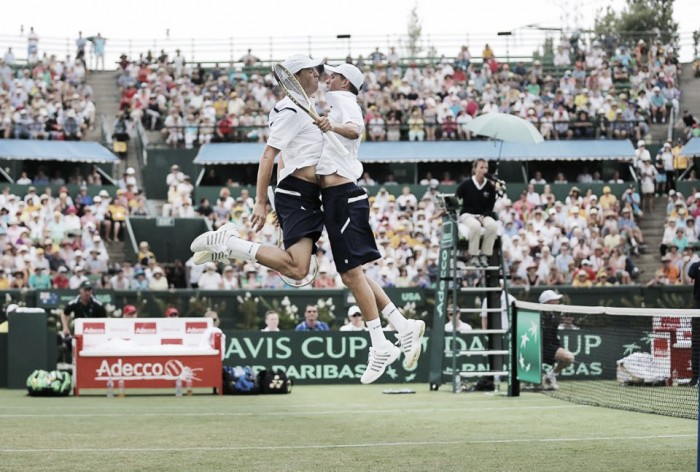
[509,300,520,397]
[428,214,456,391]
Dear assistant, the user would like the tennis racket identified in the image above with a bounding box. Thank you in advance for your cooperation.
[272,62,349,157]
[266,186,319,288]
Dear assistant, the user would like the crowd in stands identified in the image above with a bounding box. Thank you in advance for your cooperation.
[0,161,158,290]
[652,188,700,286]
[111,33,684,148]
[0,45,95,141]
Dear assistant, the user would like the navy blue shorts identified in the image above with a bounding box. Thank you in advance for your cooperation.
[275,176,323,250]
[321,183,380,273]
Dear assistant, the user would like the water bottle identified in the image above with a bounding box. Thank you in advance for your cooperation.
[494,375,501,393]
[106,379,114,398]
[186,378,193,396]
[175,378,183,397]
[117,379,125,397]
[672,369,679,387]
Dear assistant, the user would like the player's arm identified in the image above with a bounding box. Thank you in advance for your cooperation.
[316,116,361,139]
[60,305,72,334]
[252,145,281,232]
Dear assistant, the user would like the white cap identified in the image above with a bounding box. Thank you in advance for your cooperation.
[348,306,362,317]
[126,167,135,174]
[282,54,323,74]
[539,290,563,304]
[637,140,645,147]
[324,63,364,92]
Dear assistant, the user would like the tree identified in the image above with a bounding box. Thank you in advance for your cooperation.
[594,0,678,47]
[406,4,423,58]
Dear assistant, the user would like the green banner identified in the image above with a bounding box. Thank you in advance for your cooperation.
[516,310,542,384]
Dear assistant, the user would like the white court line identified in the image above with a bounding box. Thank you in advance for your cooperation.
[0,434,695,453]
[0,397,559,411]
[0,404,586,418]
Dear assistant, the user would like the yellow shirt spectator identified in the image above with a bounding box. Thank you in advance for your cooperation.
[598,186,618,210]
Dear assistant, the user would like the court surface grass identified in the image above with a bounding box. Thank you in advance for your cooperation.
[0,384,695,472]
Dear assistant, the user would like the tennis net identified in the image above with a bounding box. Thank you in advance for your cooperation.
[512,299,699,420]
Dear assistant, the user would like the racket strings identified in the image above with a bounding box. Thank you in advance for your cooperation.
[273,65,309,107]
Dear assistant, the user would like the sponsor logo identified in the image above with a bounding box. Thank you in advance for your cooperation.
[83,322,106,334]
[95,358,200,381]
[161,338,184,345]
[134,322,157,334]
[186,322,208,334]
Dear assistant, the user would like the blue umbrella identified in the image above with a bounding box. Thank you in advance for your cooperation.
[465,112,544,144]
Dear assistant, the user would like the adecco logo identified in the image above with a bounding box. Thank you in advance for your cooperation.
[83,322,106,334]
[186,322,208,333]
[134,322,157,334]
[96,358,186,380]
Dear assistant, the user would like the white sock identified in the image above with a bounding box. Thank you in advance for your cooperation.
[226,237,260,261]
[381,303,409,333]
[366,317,387,346]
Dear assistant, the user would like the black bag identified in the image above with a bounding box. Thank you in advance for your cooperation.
[222,366,260,395]
[257,369,292,394]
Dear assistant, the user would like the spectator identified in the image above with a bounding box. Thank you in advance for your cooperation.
[445,303,472,333]
[122,304,138,318]
[165,307,180,318]
[60,281,106,336]
[340,306,367,331]
[295,304,329,331]
[149,266,169,290]
[197,262,223,290]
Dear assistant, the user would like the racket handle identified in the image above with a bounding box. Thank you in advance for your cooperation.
[325,131,350,157]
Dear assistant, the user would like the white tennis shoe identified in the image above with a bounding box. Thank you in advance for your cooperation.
[360,341,400,384]
[190,224,250,264]
[396,319,425,369]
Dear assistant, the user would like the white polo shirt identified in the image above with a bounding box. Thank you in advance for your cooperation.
[316,91,364,180]
[267,97,323,182]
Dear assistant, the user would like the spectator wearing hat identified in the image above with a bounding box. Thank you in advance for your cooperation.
[68,266,88,289]
[219,264,238,290]
[649,86,667,124]
[340,306,367,332]
[149,266,169,290]
[634,140,651,171]
[639,155,657,213]
[621,184,642,217]
[131,269,149,290]
[164,307,180,318]
[60,280,106,335]
[598,187,617,211]
[538,290,575,390]
[122,304,138,318]
[197,262,223,290]
[671,227,689,253]
[137,241,156,265]
[86,246,108,275]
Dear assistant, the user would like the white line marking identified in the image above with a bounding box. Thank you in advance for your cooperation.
[0,404,585,418]
[1,434,694,453]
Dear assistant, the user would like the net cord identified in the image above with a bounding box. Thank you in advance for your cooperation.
[514,300,700,317]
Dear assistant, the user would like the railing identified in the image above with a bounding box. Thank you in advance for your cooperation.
[0,30,695,70]
[148,119,647,148]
